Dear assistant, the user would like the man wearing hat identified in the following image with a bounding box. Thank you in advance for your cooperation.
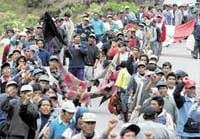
[39,75,50,93]
[46,55,67,95]
[120,123,140,139]
[75,17,93,42]
[46,101,76,139]
[136,106,175,139]
[0,81,19,137]
[72,112,102,139]
[84,34,100,81]
[0,62,12,93]
[0,83,38,139]
[173,78,200,138]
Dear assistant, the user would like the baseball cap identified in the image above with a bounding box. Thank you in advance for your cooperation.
[83,17,90,22]
[1,62,10,70]
[20,84,33,92]
[32,69,45,76]
[19,32,27,37]
[137,61,146,67]
[156,80,167,88]
[6,80,18,88]
[89,34,96,39]
[120,123,140,137]
[61,101,76,113]
[39,75,50,82]
[82,112,96,122]
[185,80,196,89]
[149,55,158,61]
[49,55,59,62]
[143,106,157,118]
[155,69,164,75]
[175,70,188,79]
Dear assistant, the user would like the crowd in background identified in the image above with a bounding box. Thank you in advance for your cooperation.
[0,2,200,139]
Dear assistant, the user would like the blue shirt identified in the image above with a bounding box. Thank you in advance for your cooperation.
[37,49,50,66]
[91,19,105,35]
[49,117,71,139]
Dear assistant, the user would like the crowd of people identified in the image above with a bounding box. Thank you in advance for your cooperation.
[0,1,200,139]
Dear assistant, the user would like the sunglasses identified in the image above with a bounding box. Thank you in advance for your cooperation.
[85,121,96,125]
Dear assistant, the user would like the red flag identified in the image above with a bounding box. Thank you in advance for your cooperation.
[174,19,196,43]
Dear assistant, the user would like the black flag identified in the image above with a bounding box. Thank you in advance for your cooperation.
[43,12,67,46]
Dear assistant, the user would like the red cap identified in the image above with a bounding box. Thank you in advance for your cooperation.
[185,80,196,89]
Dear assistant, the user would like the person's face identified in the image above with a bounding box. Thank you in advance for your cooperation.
[186,87,196,98]
[2,66,11,77]
[158,86,168,97]
[151,100,162,112]
[140,57,148,64]
[37,41,44,49]
[32,90,42,103]
[18,58,26,67]
[6,86,18,97]
[20,36,26,41]
[36,28,43,35]
[20,91,33,102]
[49,60,58,70]
[83,20,89,25]
[162,66,171,76]
[122,131,136,139]
[77,117,83,129]
[132,48,139,58]
[137,65,146,75]
[7,31,14,38]
[40,100,52,115]
[166,76,176,89]
[73,36,81,44]
[62,110,74,123]
[12,52,21,60]
[24,50,32,58]
[88,37,96,45]
[156,74,163,82]
[82,121,96,134]
[39,80,50,90]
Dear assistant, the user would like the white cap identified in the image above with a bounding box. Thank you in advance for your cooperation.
[61,101,76,113]
[149,55,158,60]
[82,112,96,122]
[19,32,27,36]
[39,75,49,82]
[20,84,33,92]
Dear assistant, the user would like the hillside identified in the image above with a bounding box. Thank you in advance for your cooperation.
[0,0,139,33]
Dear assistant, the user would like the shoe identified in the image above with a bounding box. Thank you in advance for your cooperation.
[193,56,197,59]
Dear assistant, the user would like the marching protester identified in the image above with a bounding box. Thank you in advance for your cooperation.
[0,1,199,139]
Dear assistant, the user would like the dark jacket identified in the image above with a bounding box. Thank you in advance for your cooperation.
[1,97,38,139]
[66,43,88,68]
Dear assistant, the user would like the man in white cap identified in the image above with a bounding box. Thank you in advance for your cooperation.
[72,112,98,139]
[45,101,76,139]
[0,84,38,139]
[71,112,118,139]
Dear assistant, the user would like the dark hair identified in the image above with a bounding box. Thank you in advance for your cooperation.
[166,72,176,80]
[38,98,53,109]
[16,55,26,67]
[143,106,157,120]
[151,96,164,106]
[162,62,172,69]
[139,54,149,64]
[32,83,42,92]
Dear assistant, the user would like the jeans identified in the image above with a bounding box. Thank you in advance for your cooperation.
[192,40,200,58]
[68,68,85,80]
